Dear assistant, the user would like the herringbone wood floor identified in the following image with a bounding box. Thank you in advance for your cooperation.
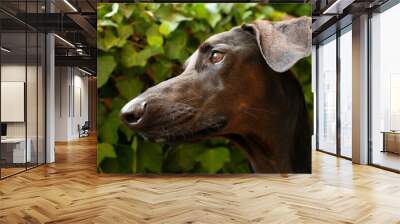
[1,136,400,224]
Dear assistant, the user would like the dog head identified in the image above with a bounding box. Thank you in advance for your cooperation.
[121,17,311,143]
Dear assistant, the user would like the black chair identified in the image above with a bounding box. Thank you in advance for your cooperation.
[79,121,90,138]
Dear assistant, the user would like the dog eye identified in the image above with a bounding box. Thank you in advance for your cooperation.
[210,51,224,64]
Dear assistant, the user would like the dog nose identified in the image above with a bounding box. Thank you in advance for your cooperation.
[121,101,147,126]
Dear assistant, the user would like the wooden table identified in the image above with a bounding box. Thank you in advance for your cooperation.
[0,138,31,164]
[382,131,400,154]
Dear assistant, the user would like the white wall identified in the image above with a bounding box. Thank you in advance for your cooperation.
[1,65,26,138]
[72,73,89,138]
[55,66,89,141]
[1,65,38,138]
[55,66,69,141]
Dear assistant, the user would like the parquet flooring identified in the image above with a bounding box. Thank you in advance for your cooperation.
[1,167,26,178]
[1,135,400,223]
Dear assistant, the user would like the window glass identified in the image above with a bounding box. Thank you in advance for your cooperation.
[340,28,352,158]
[318,36,337,154]
[371,4,400,171]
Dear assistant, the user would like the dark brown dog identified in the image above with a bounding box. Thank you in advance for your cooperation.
[121,17,312,173]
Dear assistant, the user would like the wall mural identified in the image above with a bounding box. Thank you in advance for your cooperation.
[97,3,312,174]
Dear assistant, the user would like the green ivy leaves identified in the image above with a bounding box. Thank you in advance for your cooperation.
[97,55,116,88]
[115,77,143,100]
[196,147,230,174]
[146,25,164,47]
[137,141,164,173]
[97,3,312,174]
[159,21,179,36]
[104,3,119,18]
[97,143,117,168]
[165,30,188,62]
[98,109,121,145]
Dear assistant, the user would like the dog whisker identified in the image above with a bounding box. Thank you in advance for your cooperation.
[169,111,176,122]
[246,107,275,114]
[179,96,203,104]
[242,110,258,119]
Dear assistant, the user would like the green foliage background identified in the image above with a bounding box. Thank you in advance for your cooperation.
[97,3,312,174]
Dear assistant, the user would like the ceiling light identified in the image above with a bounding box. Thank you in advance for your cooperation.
[323,0,354,15]
[76,48,87,56]
[78,67,93,76]
[323,0,341,14]
[63,0,78,12]
[1,47,11,53]
[54,34,75,48]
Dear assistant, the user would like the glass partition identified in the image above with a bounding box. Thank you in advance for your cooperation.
[317,35,337,154]
[0,1,46,179]
[1,30,28,177]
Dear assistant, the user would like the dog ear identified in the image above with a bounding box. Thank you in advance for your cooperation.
[242,16,311,73]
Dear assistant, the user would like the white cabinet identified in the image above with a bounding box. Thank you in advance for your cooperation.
[1,82,25,122]
[1,138,32,163]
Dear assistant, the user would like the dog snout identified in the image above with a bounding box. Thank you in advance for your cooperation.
[121,100,147,127]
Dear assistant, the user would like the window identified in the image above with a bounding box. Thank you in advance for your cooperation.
[317,35,337,154]
[370,3,400,171]
[339,27,352,158]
